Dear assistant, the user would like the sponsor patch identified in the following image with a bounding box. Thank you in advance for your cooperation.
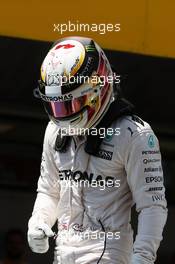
[152,194,164,202]
[145,176,163,183]
[144,166,162,173]
[41,93,73,102]
[142,150,160,155]
[96,149,113,160]
[143,158,160,164]
[146,187,163,192]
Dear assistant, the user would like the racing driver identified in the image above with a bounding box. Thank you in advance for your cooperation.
[27,36,167,264]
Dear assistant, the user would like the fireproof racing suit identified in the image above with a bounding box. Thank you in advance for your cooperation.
[28,115,167,264]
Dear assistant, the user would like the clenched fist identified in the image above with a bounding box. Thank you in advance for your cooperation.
[28,222,54,253]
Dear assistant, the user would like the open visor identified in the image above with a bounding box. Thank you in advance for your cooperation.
[43,95,88,119]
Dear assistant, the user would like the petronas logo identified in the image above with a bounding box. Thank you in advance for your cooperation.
[85,45,96,52]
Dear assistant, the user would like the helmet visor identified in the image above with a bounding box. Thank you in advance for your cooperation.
[43,95,87,119]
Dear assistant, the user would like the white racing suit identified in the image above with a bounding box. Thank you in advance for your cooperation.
[29,115,167,264]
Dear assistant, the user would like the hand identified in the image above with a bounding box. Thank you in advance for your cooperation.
[28,222,54,253]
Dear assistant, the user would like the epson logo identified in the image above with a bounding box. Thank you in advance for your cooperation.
[145,176,163,183]
[41,93,73,102]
